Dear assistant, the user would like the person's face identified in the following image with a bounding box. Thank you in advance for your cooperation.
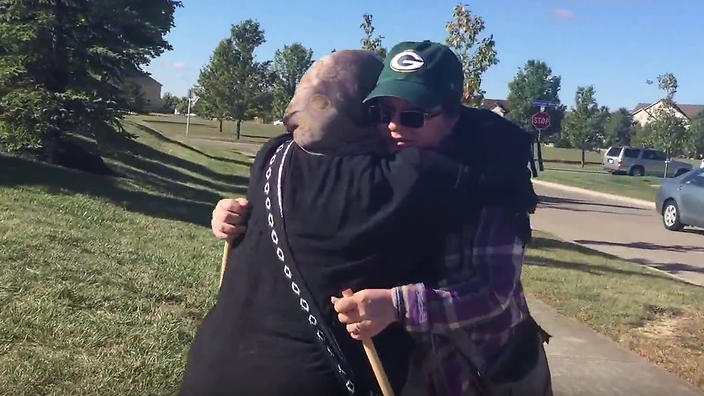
[372,97,457,150]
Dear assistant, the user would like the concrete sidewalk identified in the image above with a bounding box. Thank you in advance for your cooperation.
[528,297,702,396]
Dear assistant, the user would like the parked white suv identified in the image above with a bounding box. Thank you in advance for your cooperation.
[603,146,692,177]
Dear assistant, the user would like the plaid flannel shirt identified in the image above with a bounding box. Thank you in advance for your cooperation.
[392,205,530,396]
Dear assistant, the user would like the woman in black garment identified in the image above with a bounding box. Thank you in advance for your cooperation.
[179,51,464,396]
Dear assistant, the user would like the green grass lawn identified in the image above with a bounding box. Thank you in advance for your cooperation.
[1,118,702,394]
[0,121,251,395]
[540,145,604,165]
[128,113,285,145]
[524,232,704,390]
[537,168,662,202]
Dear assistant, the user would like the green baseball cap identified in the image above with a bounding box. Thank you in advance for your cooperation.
[364,40,463,109]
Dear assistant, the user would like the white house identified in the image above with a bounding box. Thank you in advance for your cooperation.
[631,100,704,128]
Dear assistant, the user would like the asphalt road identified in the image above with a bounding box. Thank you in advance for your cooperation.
[531,183,704,286]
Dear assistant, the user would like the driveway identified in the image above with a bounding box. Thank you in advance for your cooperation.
[532,183,704,286]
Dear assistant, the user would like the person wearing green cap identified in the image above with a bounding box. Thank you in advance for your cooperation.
[208,42,550,395]
[333,41,552,396]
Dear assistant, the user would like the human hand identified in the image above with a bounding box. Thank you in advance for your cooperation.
[211,198,250,242]
[332,288,398,340]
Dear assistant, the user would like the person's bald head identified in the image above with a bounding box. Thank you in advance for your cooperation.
[285,50,386,155]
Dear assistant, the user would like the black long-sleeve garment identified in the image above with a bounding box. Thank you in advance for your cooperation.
[180,135,463,396]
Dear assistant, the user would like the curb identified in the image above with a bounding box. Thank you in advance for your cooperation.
[531,179,656,210]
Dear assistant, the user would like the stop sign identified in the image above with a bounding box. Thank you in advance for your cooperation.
[531,112,551,130]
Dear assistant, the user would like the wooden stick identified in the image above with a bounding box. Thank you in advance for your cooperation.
[362,338,395,396]
[219,240,232,288]
[341,290,395,396]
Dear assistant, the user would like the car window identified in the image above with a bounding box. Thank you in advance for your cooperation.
[643,150,665,161]
[606,147,621,157]
[623,148,640,158]
[684,170,704,187]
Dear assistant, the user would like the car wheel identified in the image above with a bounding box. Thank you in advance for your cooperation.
[629,166,644,176]
[662,200,684,231]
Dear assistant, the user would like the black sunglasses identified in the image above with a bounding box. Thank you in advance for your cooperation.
[368,104,442,128]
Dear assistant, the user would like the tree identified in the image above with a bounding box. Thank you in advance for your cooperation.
[360,14,386,59]
[124,81,147,113]
[641,73,689,173]
[175,96,189,115]
[507,60,564,132]
[161,92,179,114]
[688,113,704,159]
[197,20,272,138]
[562,86,608,167]
[197,39,238,132]
[445,3,498,106]
[0,0,181,156]
[271,43,313,120]
[603,108,634,147]
[229,20,272,139]
[507,60,566,171]
[687,111,704,158]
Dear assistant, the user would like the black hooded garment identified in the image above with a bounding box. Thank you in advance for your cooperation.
[179,134,465,396]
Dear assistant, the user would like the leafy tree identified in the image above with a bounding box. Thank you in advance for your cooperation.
[271,43,313,120]
[688,111,704,158]
[161,92,178,114]
[229,20,272,139]
[603,108,634,147]
[197,20,272,138]
[360,14,386,59]
[506,60,565,171]
[197,39,237,132]
[445,3,498,106]
[175,96,189,115]
[641,74,689,168]
[0,0,181,156]
[124,81,147,113]
[507,60,565,133]
[562,86,608,167]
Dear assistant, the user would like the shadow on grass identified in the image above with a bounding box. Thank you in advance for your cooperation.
[126,121,251,165]
[574,239,704,254]
[108,149,239,195]
[538,195,648,211]
[143,118,214,127]
[525,237,704,283]
[105,124,251,186]
[240,133,271,141]
[1,154,224,227]
[542,167,606,175]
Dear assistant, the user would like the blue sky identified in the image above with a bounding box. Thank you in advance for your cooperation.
[146,0,703,110]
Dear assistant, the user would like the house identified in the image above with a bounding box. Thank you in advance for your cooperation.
[631,100,704,128]
[481,98,511,117]
[124,74,163,112]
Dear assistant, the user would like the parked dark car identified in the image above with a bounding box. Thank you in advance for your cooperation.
[655,168,704,231]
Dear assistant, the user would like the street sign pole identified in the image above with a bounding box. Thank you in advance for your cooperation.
[186,99,192,137]
[531,109,552,173]
[185,93,199,137]
[536,129,545,172]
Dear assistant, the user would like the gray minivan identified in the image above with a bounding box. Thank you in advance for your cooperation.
[602,146,692,177]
